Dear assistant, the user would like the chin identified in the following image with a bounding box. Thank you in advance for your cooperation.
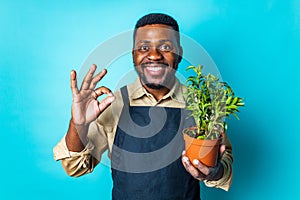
[139,71,175,90]
[145,83,165,90]
[142,76,168,89]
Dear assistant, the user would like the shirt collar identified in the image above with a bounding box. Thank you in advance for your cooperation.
[129,77,186,104]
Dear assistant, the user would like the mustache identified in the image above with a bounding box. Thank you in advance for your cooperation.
[141,62,169,68]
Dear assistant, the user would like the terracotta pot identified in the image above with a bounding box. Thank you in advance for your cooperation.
[183,127,223,167]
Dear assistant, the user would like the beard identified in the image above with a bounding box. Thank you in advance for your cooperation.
[136,62,176,90]
[145,82,165,90]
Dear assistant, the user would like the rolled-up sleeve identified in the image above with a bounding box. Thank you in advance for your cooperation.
[53,100,120,177]
[53,113,116,176]
[53,136,99,177]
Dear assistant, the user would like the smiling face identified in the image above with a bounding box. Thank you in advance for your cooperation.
[132,24,182,90]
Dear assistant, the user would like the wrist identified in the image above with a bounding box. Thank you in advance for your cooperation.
[208,162,224,181]
[66,118,89,152]
[69,118,89,138]
[214,162,224,181]
[70,117,91,127]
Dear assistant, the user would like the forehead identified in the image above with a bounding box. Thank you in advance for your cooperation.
[134,24,178,43]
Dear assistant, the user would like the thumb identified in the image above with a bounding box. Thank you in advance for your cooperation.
[219,144,226,157]
[98,95,115,112]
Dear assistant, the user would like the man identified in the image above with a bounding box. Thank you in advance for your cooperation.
[54,13,233,199]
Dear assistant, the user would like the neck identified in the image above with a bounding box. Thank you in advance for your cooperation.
[141,78,175,101]
[143,85,171,101]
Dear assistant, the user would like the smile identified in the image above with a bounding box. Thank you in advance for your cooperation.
[143,64,167,75]
[146,66,163,71]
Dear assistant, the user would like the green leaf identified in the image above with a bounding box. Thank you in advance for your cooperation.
[184,64,244,138]
[186,65,197,72]
[197,135,206,140]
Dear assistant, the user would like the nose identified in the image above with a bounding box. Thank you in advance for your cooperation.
[147,47,162,61]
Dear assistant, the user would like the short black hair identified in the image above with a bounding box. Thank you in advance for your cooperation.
[135,13,179,32]
[133,13,181,45]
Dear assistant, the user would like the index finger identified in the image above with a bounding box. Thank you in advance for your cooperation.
[182,155,205,180]
[192,159,210,176]
[89,69,107,89]
[80,64,97,90]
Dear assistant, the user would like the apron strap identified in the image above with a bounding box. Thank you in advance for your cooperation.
[120,86,129,106]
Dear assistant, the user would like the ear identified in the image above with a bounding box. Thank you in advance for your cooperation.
[132,48,135,63]
[177,45,183,63]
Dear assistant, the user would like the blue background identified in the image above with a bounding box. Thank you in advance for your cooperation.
[1,0,299,199]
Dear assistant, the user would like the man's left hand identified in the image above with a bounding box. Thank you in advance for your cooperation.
[181,145,226,181]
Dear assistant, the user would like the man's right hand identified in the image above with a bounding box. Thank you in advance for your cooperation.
[66,64,115,152]
[71,64,115,126]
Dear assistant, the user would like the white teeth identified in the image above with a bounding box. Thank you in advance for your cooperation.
[147,66,162,71]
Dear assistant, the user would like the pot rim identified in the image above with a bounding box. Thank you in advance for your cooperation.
[183,126,224,141]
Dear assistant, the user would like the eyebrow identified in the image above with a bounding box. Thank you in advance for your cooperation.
[136,40,151,44]
[159,39,173,43]
[136,39,174,44]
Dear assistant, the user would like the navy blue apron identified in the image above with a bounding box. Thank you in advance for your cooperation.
[111,86,200,200]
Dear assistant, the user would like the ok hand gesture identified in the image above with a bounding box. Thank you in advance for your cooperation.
[70,64,115,126]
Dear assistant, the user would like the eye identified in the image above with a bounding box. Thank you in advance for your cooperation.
[138,45,150,52]
[159,44,172,52]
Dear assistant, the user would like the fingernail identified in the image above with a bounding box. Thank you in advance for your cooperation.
[182,150,186,155]
[109,96,115,101]
[193,159,199,165]
[182,156,189,163]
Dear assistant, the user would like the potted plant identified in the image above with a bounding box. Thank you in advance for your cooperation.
[183,65,244,167]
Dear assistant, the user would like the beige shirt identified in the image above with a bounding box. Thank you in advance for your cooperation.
[53,78,233,191]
